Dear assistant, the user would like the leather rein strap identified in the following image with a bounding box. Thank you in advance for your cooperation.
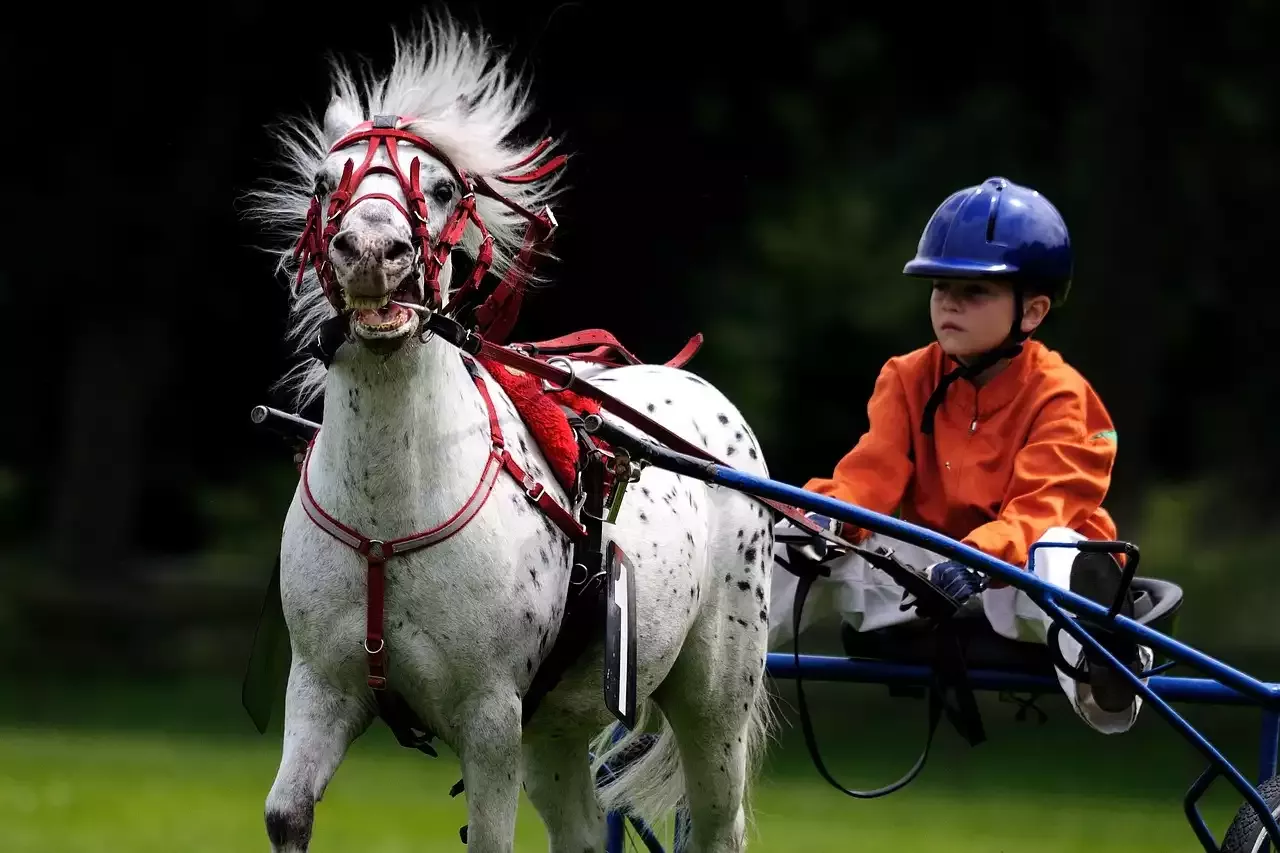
[416,309,842,546]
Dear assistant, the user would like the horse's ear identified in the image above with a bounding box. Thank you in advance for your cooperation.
[323,97,362,143]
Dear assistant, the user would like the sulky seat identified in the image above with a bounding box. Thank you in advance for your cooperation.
[839,577,1184,677]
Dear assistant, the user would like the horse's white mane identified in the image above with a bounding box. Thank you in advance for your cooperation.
[246,12,567,407]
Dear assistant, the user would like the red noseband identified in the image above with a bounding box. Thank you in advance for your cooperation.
[291,114,565,343]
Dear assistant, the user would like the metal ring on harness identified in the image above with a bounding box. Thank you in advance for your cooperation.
[543,357,576,392]
[363,638,386,655]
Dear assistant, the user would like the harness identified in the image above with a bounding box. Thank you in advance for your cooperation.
[248,111,967,807]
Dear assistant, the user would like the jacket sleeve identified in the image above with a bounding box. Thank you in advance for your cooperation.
[803,359,916,541]
[962,384,1117,568]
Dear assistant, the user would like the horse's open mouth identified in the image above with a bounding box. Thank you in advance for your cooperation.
[347,276,423,342]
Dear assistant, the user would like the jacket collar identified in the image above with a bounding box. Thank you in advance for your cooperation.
[936,340,1040,418]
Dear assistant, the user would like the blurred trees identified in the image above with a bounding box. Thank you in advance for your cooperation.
[2,0,1279,669]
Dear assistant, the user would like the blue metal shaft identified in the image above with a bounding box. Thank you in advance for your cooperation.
[594,454,1280,853]
[1037,597,1280,850]
[765,653,1277,705]
[712,465,1280,708]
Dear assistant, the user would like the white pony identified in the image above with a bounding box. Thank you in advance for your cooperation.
[247,13,776,853]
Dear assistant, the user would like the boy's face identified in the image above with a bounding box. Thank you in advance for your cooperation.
[929,279,1048,360]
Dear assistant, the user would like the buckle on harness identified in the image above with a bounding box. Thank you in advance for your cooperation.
[366,539,387,562]
[523,475,545,501]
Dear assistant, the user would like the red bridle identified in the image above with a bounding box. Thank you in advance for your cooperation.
[292,114,566,343]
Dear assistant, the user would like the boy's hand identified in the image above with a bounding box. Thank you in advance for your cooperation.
[802,512,845,538]
[926,560,986,602]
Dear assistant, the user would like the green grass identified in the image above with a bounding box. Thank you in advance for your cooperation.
[0,677,1269,851]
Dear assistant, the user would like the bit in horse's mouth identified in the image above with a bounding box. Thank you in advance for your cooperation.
[348,275,424,338]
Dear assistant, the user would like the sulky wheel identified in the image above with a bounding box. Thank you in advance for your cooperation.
[1222,775,1280,852]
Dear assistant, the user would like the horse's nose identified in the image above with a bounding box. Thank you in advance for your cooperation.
[329,229,414,266]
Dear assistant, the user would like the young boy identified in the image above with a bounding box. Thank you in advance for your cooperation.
[770,176,1151,735]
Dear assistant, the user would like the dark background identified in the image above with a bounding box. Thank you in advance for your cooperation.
[3,0,1279,676]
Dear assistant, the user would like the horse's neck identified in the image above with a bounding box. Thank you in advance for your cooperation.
[307,337,492,540]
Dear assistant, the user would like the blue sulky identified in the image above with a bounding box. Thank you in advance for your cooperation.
[594,440,1280,853]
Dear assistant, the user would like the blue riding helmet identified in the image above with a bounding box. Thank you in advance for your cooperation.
[903,176,1073,305]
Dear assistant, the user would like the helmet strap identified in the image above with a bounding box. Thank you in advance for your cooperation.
[920,283,1026,435]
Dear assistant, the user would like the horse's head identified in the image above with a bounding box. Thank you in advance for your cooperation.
[250,15,568,398]
[302,104,472,351]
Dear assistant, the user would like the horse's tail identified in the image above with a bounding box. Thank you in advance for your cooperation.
[590,701,685,826]
[588,666,777,833]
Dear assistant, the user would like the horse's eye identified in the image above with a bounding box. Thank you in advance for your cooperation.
[432,181,454,204]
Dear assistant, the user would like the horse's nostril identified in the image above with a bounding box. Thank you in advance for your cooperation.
[331,231,358,259]
[384,238,413,263]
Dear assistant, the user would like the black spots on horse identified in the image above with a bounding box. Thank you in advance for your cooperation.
[638,509,648,523]
[403,433,410,450]
[686,374,708,386]
[716,413,729,425]
[737,529,745,539]
[724,573,732,583]
[346,387,361,415]
[748,447,758,459]
[646,403,656,413]
[747,673,756,686]
[664,398,673,405]
[523,610,534,624]
[540,548,550,566]
[266,804,314,848]
[529,567,540,589]
[743,702,749,711]
[734,431,743,441]
[692,420,709,449]
[744,546,758,563]
[734,617,749,628]
[736,580,751,592]
[394,618,404,630]
[641,486,652,500]
[526,657,534,673]
[750,530,760,545]
[759,609,768,623]
[755,584,765,602]
[726,444,737,456]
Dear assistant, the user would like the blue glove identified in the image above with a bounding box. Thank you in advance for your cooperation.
[803,512,845,538]
[927,560,986,602]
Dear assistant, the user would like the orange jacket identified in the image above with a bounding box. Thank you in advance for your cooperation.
[804,339,1119,569]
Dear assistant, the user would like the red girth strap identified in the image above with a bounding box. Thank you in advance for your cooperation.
[298,357,586,691]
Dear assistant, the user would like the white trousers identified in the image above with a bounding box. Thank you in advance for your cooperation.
[768,525,1153,734]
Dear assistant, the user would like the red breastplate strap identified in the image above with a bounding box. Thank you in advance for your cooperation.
[297,357,586,691]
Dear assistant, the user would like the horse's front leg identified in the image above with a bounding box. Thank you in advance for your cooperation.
[455,689,524,853]
[264,658,373,852]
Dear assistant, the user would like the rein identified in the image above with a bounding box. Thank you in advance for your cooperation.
[404,308,848,548]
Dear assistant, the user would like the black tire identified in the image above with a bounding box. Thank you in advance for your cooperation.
[1222,775,1280,853]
